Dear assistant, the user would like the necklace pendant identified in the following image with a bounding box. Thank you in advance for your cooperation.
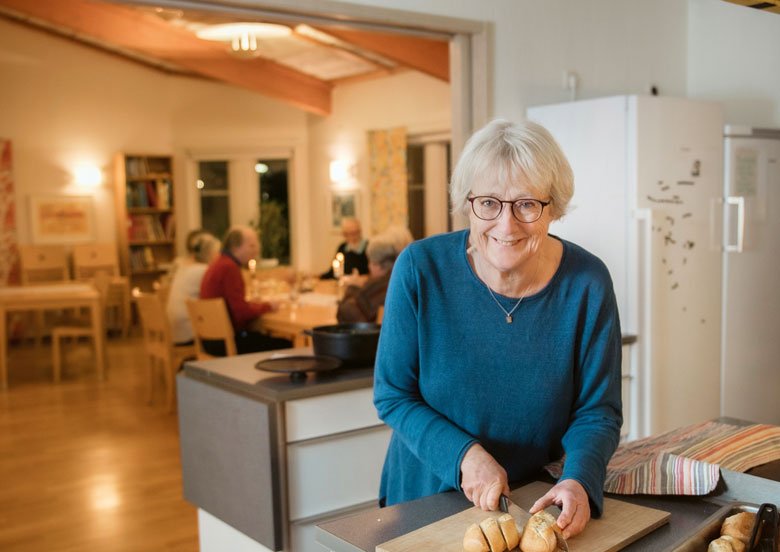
[506,315,513,324]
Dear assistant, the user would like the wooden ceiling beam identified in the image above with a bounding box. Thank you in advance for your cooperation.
[0,0,332,115]
[314,26,450,82]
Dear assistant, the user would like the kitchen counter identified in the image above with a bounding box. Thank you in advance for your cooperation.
[177,347,384,552]
[182,346,374,402]
[316,439,780,552]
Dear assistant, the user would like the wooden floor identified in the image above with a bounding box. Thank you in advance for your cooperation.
[0,335,198,551]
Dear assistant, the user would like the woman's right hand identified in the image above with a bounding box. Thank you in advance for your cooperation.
[460,443,509,511]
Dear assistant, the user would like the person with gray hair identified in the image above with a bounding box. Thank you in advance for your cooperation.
[199,225,290,354]
[336,227,412,323]
[372,119,622,539]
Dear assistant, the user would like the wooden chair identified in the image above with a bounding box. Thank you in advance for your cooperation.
[72,243,131,337]
[17,244,70,343]
[18,244,69,284]
[186,298,237,359]
[135,293,196,412]
[376,305,384,324]
[51,272,110,382]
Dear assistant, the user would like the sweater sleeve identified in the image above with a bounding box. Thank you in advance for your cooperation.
[558,276,623,517]
[373,248,478,492]
[221,263,268,332]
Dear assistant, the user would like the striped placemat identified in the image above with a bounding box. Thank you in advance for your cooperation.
[545,421,780,495]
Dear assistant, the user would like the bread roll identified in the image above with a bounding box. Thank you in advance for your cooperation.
[519,511,558,552]
[498,513,520,550]
[464,523,490,552]
[480,517,508,552]
[708,535,746,552]
[721,511,755,544]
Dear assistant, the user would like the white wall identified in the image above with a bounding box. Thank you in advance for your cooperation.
[306,71,450,272]
[338,0,688,121]
[687,0,780,126]
[0,18,171,246]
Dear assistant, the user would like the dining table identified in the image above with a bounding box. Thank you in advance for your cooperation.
[250,291,338,348]
[0,282,105,390]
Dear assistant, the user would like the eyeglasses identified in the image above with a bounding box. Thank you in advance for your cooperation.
[467,196,551,223]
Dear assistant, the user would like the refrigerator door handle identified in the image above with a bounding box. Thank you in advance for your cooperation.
[725,196,745,253]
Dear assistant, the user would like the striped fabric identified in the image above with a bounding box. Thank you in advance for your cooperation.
[545,421,780,495]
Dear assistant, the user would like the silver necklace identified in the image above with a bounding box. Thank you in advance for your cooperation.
[482,258,540,324]
[485,285,525,323]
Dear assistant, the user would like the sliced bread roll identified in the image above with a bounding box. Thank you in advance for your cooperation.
[480,517,508,552]
[721,512,756,544]
[519,511,558,552]
[463,522,490,552]
[497,513,520,550]
[708,535,747,552]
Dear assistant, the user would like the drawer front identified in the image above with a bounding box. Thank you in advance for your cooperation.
[287,425,391,521]
[291,503,376,552]
[285,387,380,442]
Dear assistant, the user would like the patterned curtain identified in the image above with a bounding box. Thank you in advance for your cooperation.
[367,127,407,234]
[0,139,19,286]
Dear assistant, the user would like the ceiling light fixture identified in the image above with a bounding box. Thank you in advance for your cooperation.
[195,22,291,58]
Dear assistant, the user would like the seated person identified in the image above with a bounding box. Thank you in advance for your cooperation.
[199,225,292,355]
[166,233,220,346]
[167,228,208,282]
[321,217,369,279]
[336,227,413,323]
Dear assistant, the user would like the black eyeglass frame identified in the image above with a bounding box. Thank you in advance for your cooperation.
[467,196,551,223]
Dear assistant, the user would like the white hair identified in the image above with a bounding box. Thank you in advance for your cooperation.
[449,119,574,220]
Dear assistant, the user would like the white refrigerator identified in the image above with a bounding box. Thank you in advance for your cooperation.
[721,126,780,426]
[527,95,725,440]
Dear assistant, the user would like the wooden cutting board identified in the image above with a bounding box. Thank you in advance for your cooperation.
[377,481,670,552]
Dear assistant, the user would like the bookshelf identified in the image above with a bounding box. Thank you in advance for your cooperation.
[113,153,176,291]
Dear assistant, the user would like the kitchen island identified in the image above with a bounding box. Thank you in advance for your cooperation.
[177,347,388,552]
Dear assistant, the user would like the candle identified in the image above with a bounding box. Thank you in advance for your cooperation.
[336,252,344,263]
[248,259,256,275]
[332,259,343,279]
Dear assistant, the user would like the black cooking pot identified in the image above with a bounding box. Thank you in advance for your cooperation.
[302,322,381,368]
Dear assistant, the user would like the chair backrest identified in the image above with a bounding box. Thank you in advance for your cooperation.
[19,244,69,284]
[72,243,120,279]
[136,293,173,359]
[186,298,237,359]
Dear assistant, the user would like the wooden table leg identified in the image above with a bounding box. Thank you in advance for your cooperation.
[90,298,106,381]
[0,306,7,391]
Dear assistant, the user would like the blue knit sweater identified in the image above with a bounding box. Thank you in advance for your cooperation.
[373,230,622,516]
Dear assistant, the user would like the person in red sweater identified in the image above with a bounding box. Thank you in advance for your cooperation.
[199,225,291,355]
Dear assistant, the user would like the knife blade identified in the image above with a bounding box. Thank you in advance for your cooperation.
[499,494,509,513]
[553,524,570,552]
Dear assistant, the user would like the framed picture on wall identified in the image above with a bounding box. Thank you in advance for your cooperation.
[330,190,359,230]
[29,195,95,244]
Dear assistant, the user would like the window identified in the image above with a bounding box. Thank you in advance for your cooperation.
[197,161,230,240]
[256,159,290,264]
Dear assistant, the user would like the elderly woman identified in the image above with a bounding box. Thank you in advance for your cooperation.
[337,227,413,323]
[373,119,622,539]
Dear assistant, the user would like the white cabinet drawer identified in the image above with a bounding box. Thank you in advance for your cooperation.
[285,387,380,442]
[287,425,391,521]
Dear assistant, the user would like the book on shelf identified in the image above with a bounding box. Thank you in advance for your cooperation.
[163,213,175,239]
[156,179,171,209]
[144,180,158,208]
[127,214,167,241]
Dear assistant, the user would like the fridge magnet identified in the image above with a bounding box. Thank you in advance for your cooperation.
[29,195,95,244]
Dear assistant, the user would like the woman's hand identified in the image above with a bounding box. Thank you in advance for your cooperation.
[529,478,590,539]
[460,443,509,511]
